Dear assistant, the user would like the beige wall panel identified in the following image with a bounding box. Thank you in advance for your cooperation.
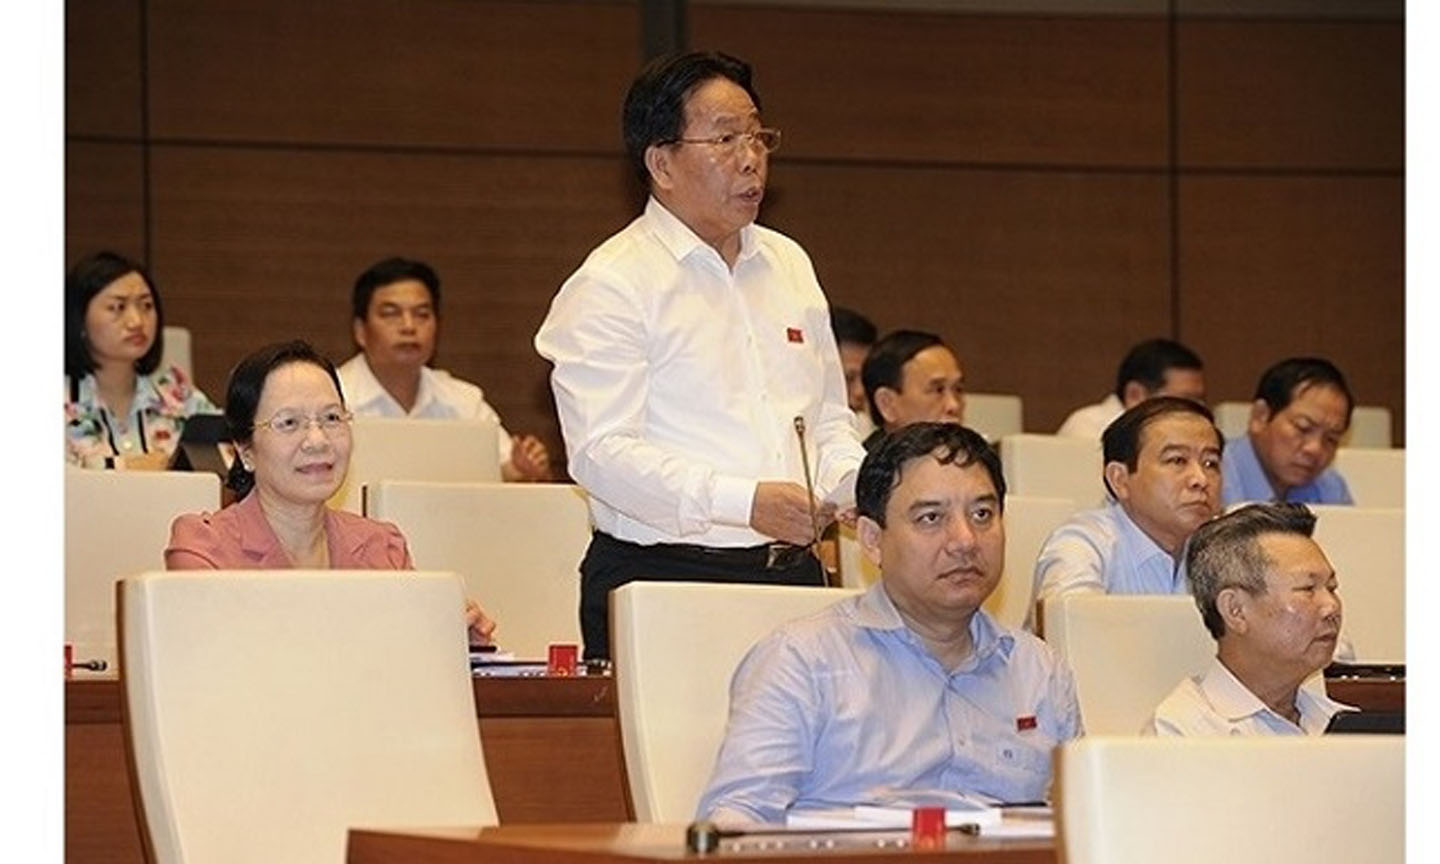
[147,0,638,151]
[147,145,639,459]
[1177,19,1403,169]
[1177,175,1403,442]
[66,0,143,138]
[761,163,1171,431]
[65,142,146,267]
[693,6,1169,166]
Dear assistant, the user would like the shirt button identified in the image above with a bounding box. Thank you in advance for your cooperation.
[121,440,133,451]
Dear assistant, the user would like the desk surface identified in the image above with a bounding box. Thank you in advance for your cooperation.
[347,823,1056,864]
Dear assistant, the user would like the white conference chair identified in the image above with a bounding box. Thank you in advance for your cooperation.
[964,392,1023,442]
[1041,594,1213,734]
[836,522,879,590]
[65,468,220,670]
[1331,447,1404,508]
[1309,504,1405,662]
[330,416,501,513]
[999,434,1106,509]
[1214,400,1394,449]
[1058,736,1403,864]
[366,480,590,658]
[119,570,496,864]
[159,325,192,379]
[612,581,859,822]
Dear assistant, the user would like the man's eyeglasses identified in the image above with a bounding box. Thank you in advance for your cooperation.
[664,128,782,157]
[252,408,354,436]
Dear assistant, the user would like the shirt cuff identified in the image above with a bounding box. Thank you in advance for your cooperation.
[711,475,758,529]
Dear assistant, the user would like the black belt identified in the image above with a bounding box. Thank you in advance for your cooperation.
[600,533,814,571]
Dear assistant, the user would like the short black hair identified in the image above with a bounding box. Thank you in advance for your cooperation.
[829,306,877,347]
[1101,397,1222,499]
[1113,338,1204,401]
[224,340,344,498]
[1253,357,1354,428]
[860,330,948,428]
[352,257,441,321]
[64,251,166,381]
[856,423,1004,527]
[1186,502,1318,639]
[621,50,761,187]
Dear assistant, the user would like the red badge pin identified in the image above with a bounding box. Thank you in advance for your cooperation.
[1016,715,1038,731]
[786,327,804,343]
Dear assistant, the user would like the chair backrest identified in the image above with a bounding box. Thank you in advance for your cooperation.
[1215,401,1394,449]
[119,570,496,864]
[835,522,879,590]
[964,392,1023,442]
[1041,594,1214,734]
[999,434,1106,509]
[1058,735,1404,864]
[1309,504,1405,662]
[612,581,860,822]
[366,481,590,658]
[159,325,192,379]
[65,468,220,669]
[329,416,501,513]
[1331,447,1404,508]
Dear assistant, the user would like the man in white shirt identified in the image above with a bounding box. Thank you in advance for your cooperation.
[338,257,551,482]
[1148,502,1353,735]
[535,51,866,660]
[829,305,878,437]
[1056,338,1206,440]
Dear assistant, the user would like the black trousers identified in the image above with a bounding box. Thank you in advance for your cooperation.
[579,531,825,661]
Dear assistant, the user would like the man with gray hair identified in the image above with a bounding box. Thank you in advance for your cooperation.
[1147,502,1354,736]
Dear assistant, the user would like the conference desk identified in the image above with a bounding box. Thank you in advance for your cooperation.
[66,672,631,864]
[347,822,1056,864]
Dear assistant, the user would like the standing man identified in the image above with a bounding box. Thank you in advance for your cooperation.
[1056,338,1206,440]
[339,256,551,482]
[859,329,966,450]
[1222,357,1354,506]
[535,52,866,660]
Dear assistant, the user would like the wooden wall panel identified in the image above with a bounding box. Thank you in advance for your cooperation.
[65,0,143,138]
[1177,175,1404,442]
[693,7,1169,166]
[1177,19,1404,169]
[763,164,1171,432]
[147,0,639,151]
[65,142,146,266]
[147,145,637,457]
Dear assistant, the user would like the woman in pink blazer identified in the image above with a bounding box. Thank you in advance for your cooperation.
[166,339,495,643]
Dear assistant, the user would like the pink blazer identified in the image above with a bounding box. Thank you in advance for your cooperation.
[165,491,414,570]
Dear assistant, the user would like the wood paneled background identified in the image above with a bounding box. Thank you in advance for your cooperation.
[65,0,1405,461]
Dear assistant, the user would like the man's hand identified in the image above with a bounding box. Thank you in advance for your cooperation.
[750,481,835,545]
[501,434,552,482]
[466,598,497,646]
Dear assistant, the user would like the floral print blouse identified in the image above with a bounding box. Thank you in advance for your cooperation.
[65,365,219,468]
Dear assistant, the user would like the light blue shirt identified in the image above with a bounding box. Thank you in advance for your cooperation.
[695,584,1082,825]
[1221,435,1352,507]
[1033,503,1188,621]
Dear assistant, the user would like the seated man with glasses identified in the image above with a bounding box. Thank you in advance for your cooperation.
[536,50,866,660]
[165,341,497,641]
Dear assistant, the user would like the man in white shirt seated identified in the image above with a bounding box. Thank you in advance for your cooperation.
[338,257,551,482]
[696,423,1081,826]
[858,329,966,450]
[1148,502,1353,736]
[1056,338,1206,440]
[829,305,878,437]
[1032,397,1223,627]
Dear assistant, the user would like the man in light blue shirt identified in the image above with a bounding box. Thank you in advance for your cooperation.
[1032,397,1224,624]
[696,423,1081,826]
[1221,357,1354,507]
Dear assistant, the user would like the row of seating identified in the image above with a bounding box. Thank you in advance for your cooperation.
[115,572,1403,863]
[65,472,1405,670]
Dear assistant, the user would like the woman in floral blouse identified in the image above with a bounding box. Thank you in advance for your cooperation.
[64,251,218,468]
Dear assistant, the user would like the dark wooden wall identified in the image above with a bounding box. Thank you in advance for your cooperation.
[65,0,1405,460]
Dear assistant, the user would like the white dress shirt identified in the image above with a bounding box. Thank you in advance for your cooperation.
[534,197,865,548]
[337,353,514,465]
[1055,393,1124,440]
[1146,658,1353,736]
